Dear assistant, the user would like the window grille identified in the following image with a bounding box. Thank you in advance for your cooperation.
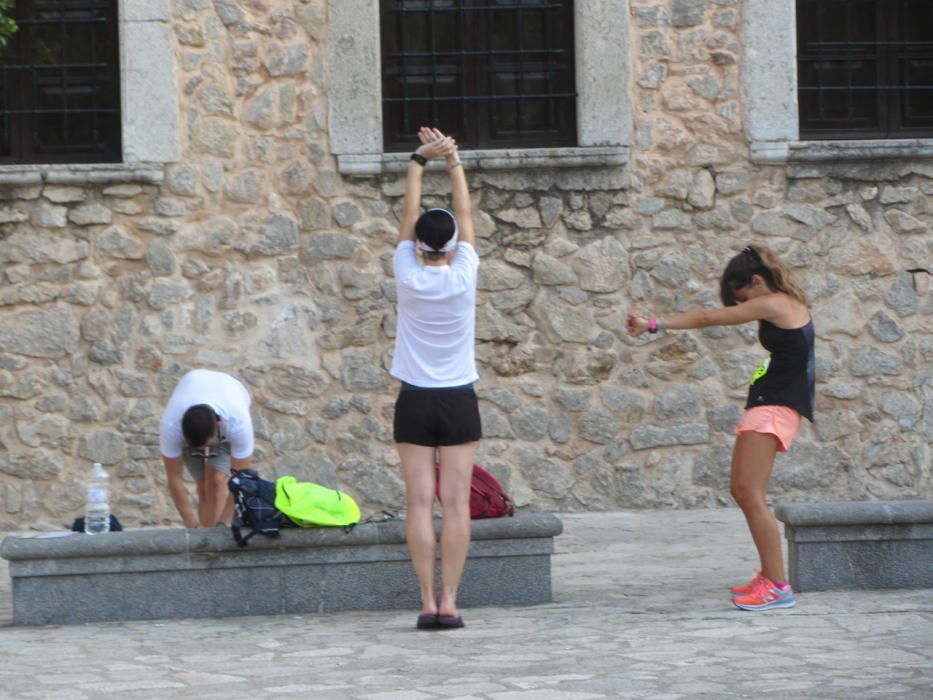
[0,0,120,164]
[381,0,576,151]
[797,0,933,139]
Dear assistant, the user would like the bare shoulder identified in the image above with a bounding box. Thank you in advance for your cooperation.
[770,293,811,327]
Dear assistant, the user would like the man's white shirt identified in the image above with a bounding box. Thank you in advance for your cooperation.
[159,370,254,459]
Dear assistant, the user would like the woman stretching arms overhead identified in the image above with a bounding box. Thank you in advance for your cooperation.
[391,127,482,629]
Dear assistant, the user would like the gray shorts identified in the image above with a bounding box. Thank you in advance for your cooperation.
[183,440,232,480]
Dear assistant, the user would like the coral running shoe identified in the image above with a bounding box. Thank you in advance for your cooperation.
[730,570,765,597]
[733,577,796,611]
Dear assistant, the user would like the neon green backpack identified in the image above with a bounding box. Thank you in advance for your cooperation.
[274,476,361,527]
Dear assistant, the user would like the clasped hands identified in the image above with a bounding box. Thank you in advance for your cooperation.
[415,126,458,161]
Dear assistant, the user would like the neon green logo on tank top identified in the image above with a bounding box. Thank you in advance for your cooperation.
[750,356,771,385]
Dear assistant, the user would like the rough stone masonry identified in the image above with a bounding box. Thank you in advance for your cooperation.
[0,0,930,529]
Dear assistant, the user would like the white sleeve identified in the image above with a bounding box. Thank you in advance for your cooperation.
[393,241,418,284]
[159,419,184,459]
[451,242,479,285]
[227,424,254,460]
[225,406,254,459]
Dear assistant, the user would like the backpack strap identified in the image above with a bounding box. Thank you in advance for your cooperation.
[230,484,261,547]
[231,523,253,548]
[343,510,398,534]
[230,509,256,548]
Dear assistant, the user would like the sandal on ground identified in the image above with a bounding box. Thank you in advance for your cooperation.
[416,613,439,629]
[436,614,465,629]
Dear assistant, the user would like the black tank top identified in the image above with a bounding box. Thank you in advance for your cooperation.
[746,319,816,422]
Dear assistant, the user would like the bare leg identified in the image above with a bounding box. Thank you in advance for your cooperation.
[200,467,230,527]
[437,441,478,617]
[195,479,209,527]
[398,443,440,616]
[219,491,235,526]
[730,431,785,582]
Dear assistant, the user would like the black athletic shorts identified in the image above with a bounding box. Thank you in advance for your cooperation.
[393,381,482,447]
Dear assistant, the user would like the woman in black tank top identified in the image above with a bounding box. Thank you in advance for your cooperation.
[628,245,814,612]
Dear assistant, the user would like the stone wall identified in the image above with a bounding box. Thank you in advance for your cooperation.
[0,0,930,529]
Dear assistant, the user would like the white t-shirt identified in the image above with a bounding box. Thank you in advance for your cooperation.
[159,370,254,459]
[391,240,480,387]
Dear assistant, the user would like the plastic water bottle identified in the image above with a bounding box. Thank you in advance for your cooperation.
[85,462,111,535]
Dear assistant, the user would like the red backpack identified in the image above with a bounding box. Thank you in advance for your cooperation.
[434,463,515,519]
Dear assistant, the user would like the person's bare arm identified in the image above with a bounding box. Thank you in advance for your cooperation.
[628,295,783,336]
[420,128,474,248]
[399,127,457,244]
[209,455,250,527]
[399,159,424,245]
[164,456,199,528]
[446,148,474,248]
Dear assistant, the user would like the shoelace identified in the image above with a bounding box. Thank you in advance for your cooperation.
[735,571,763,592]
[748,577,777,600]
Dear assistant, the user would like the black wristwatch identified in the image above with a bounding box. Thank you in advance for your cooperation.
[410,152,427,167]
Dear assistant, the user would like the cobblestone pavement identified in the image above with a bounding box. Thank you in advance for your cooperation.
[1,509,931,699]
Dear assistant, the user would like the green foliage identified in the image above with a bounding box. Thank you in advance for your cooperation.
[0,0,18,50]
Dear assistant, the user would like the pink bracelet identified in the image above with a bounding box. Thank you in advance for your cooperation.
[647,317,658,334]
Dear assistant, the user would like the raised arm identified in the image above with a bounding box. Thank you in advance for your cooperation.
[419,128,474,248]
[627,295,784,336]
[399,127,456,244]
[446,146,474,248]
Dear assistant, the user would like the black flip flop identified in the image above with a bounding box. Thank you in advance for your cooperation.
[436,614,465,629]
[416,613,439,629]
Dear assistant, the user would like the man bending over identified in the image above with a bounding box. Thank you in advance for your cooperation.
[160,369,254,528]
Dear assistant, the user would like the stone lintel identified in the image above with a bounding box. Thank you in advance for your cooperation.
[748,142,791,164]
[338,146,630,176]
[0,171,43,186]
[0,164,164,185]
[752,139,933,164]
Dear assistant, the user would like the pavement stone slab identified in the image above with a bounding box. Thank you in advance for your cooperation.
[0,509,930,699]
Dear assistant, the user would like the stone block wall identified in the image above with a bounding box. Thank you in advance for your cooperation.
[0,0,929,529]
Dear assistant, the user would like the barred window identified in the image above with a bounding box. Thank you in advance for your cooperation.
[797,0,933,139]
[0,0,120,164]
[380,0,576,152]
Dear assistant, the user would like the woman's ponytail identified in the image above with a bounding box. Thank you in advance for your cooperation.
[720,244,809,307]
[752,245,809,307]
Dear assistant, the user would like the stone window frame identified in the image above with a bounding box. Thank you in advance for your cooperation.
[328,0,632,176]
[742,0,933,164]
[0,0,179,186]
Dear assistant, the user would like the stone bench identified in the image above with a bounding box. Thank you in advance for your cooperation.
[775,500,933,592]
[1,513,562,626]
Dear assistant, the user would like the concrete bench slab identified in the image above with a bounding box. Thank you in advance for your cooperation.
[1,513,563,626]
[775,500,933,592]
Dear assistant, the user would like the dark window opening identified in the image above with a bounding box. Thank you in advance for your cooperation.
[380,0,577,152]
[1,0,121,164]
[797,0,933,139]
